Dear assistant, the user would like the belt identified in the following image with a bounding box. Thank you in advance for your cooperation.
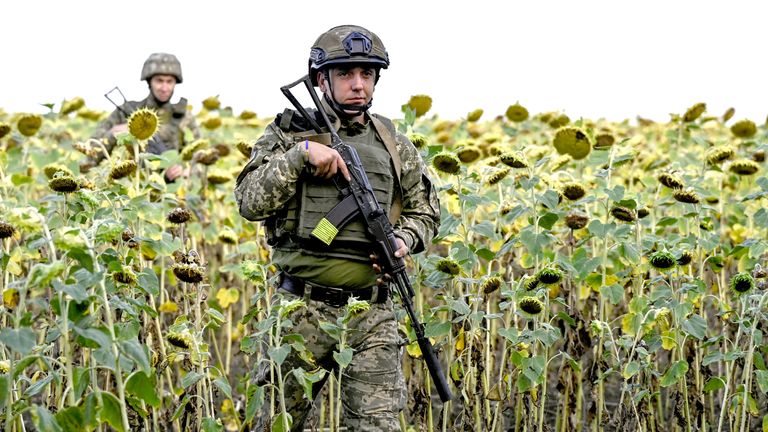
[278,273,388,308]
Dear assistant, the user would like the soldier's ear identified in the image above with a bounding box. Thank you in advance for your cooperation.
[317,71,327,92]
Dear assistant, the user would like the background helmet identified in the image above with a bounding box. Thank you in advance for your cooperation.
[141,53,183,83]
[308,25,389,86]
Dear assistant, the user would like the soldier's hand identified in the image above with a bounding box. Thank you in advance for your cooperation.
[370,237,408,287]
[110,123,128,135]
[164,164,185,182]
[306,141,350,181]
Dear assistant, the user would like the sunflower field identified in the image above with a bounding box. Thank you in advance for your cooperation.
[0,96,766,432]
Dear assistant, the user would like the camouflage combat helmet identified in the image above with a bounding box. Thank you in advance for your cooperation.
[309,25,389,86]
[141,53,183,83]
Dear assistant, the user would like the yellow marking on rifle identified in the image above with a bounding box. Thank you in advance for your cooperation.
[312,218,338,245]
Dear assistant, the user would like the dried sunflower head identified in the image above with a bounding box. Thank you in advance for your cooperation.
[218,228,238,245]
[467,109,484,122]
[481,276,504,294]
[202,96,221,110]
[499,152,529,169]
[60,97,85,116]
[239,110,257,120]
[432,152,461,175]
[435,258,461,276]
[167,331,194,349]
[127,108,158,141]
[549,114,570,128]
[113,267,137,284]
[207,169,232,184]
[565,212,589,230]
[486,167,511,186]
[730,119,757,138]
[202,117,222,130]
[553,126,593,160]
[405,95,432,117]
[408,132,429,148]
[729,272,754,295]
[649,251,676,270]
[705,146,735,165]
[673,188,700,204]
[637,207,650,219]
[49,174,80,193]
[505,103,529,122]
[752,150,765,162]
[561,182,586,201]
[235,138,254,157]
[682,102,706,123]
[109,160,137,180]
[193,148,220,165]
[17,114,43,137]
[181,139,208,161]
[518,297,544,316]
[657,172,684,189]
[0,221,17,239]
[167,207,192,224]
[728,159,760,175]
[537,267,563,284]
[595,131,616,149]
[721,107,735,123]
[172,263,205,283]
[0,122,11,139]
[610,206,636,223]
[676,250,693,266]
[456,146,482,163]
[524,275,540,291]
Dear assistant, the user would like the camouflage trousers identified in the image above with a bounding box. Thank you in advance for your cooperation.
[254,287,407,431]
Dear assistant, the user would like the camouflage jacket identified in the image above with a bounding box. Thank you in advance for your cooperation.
[90,94,200,163]
[235,109,440,254]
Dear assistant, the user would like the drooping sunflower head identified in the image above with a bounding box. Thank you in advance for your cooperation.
[721,107,735,123]
[499,152,529,169]
[649,251,676,270]
[682,102,706,123]
[467,109,484,122]
[202,96,221,110]
[432,152,461,175]
[408,132,429,148]
[518,296,544,316]
[657,172,684,189]
[17,114,43,137]
[730,119,757,138]
[48,174,80,193]
[537,267,563,285]
[60,97,85,116]
[505,103,529,123]
[705,146,735,165]
[405,94,432,117]
[456,145,482,164]
[43,164,73,180]
[610,206,636,223]
[0,122,11,139]
[673,188,700,204]
[167,207,192,224]
[565,212,589,230]
[728,159,760,176]
[0,221,17,239]
[486,167,511,186]
[202,117,222,131]
[561,182,586,201]
[553,126,593,160]
[435,257,461,276]
[481,276,504,294]
[676,250,693,266]
[109,160,138,180]
[127,108,158,141]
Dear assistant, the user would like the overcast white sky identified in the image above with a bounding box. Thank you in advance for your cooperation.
[3,1,768,123]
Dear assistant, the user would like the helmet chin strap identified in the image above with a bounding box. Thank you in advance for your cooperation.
[322,70,372,120]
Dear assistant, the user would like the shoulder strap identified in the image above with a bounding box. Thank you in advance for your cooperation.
[370,114,403,224]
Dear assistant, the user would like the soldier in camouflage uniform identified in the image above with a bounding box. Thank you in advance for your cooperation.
[235,25,440,431]
[82,53,200,181]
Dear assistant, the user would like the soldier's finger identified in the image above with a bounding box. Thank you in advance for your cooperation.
[337,154,351,181]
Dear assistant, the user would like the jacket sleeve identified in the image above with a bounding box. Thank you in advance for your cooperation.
[234,122,307,221]
[393,133,440,254]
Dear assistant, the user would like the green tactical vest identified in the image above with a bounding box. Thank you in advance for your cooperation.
[266,109,401,263]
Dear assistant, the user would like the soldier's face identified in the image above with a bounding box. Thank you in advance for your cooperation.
[319,66,376,111]
[149,74,177,103]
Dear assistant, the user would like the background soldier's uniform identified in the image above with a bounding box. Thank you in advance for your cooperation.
[235,101,440,431]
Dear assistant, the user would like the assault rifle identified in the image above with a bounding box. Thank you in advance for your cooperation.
[280,75,453,403]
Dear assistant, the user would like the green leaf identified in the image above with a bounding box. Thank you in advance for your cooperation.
[755,370,768,394]
[181,371,204,389]
[33,405,64,432]
[28,260,67,289]
[333,347,354,368]
[99,391,125,432]
[268,345,292,367]
[703,377,725,392]
[137,268,159,296]
[55,405,95,432]
[271,412,293,432]
[125,370,160,408]
[120,339,151,375]
[213,376,232,400]
[171,394,191,421]
[538,212,559,230]
[660,360,689,387]
[201,417,224,432]
[0,327,36,355]
[446,297,471,316]
[425,321,452,339]
[0,375,8,411]
[73,326,111,349]
[65,247,94,273]
[622,361,640,379]
[600,284,624,305]
[73,366,90,403]
[682,314,707,340]
[25,373,58,398]
[318,321,342,340]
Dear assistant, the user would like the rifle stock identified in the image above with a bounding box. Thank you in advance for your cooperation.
[281,75,453,403]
